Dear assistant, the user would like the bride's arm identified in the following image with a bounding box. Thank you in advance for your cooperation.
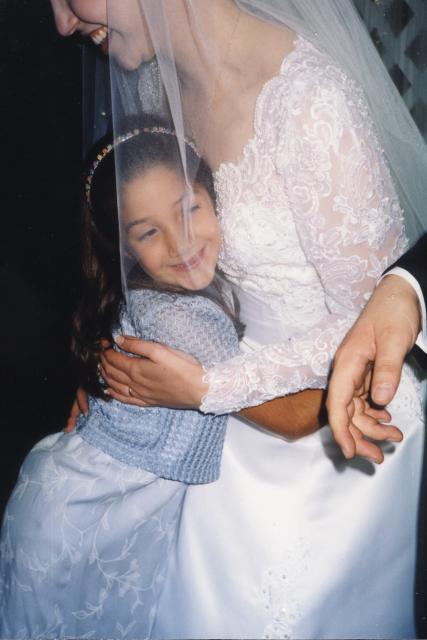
[101,333,398,456]
[199,70,407,414]
[100,333,328,438]
[239,389,326,438]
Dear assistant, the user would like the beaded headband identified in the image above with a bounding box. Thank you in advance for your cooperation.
[85,125,200,206]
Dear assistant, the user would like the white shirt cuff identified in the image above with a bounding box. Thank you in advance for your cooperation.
[378,267,427,353]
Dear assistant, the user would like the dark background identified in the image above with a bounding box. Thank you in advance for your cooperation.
[1,0,426,634]
[0,0,82,514]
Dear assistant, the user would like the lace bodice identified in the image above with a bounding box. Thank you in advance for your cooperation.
[201,37,407,414]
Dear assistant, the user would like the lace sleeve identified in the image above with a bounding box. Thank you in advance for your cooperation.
[200,71,407,414]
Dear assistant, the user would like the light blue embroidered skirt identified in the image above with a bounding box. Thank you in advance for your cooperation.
[0,431,186,639]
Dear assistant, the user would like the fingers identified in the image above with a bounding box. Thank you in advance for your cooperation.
[100,369,143,402]
[369,275,421,405]
[353,397,403,440]
[347,397,403,464]
[352,414,403,443]
[100,340,163,387]
[76,387,89,416]
[364,406,391,422]
[104,388,149,407]
[326,398,356,460]
[99,357,157,401]
[326,366,358,459]
[114,335,160,358]
[349,425,385,464]
[327,355,371,459]
[327,320,374,459]
[101,345,138,377]
[370,338,407,405]
[64,399,80,433]
[100,356,132,388]
[100,358,158,404]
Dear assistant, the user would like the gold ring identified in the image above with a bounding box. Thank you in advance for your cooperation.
[128,386,133,397]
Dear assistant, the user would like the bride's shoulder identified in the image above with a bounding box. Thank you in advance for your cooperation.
[257,36,368,135]
[282,37,346,83]
[287,37,363,102]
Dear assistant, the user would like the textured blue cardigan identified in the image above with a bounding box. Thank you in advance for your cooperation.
[76,288,240,484]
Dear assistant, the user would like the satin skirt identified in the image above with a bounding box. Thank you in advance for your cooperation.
[0,432,186,640]
[153,366,425,639]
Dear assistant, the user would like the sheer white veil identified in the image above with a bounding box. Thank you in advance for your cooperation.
[106,0,427,298]
[234,0,427,245]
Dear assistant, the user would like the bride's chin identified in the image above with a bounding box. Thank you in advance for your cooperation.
[111,38,154,70]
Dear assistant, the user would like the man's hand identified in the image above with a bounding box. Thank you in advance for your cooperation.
[327,275,421,461]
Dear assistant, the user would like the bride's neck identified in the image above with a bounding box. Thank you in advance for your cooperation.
[172,1,296,97]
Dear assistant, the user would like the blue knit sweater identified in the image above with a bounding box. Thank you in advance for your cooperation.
[76,288,240,484]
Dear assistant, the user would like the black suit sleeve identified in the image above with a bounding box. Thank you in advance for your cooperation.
[385,233,427,363]
[386,233,427,304]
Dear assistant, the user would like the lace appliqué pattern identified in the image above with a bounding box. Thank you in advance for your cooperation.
[261,537,311,640]
[201,37,407,414]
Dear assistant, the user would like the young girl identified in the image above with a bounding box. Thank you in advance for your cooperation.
[0,121,236,638]
[0,120,332,639]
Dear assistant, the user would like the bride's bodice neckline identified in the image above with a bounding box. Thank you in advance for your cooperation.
[210,33,330,325]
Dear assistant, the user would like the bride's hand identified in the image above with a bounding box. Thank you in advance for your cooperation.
[100,336,208,409]
[343,392,403,464]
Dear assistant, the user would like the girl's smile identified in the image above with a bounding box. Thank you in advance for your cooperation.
[171,246,207,273]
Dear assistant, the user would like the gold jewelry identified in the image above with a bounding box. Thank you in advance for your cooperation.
[85,126,199,207]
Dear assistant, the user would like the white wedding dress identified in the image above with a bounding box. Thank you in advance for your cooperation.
[153,37,426,639]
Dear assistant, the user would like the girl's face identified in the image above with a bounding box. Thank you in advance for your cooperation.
[50,0,155,70]
[122,166,221,291]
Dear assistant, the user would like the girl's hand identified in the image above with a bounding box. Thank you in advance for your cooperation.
[100,336,208,409]
[64,387,89,433]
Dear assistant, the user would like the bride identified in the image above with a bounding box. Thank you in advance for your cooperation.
[58,0,427,637]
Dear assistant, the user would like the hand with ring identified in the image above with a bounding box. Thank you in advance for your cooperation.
[100,336,208,409]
